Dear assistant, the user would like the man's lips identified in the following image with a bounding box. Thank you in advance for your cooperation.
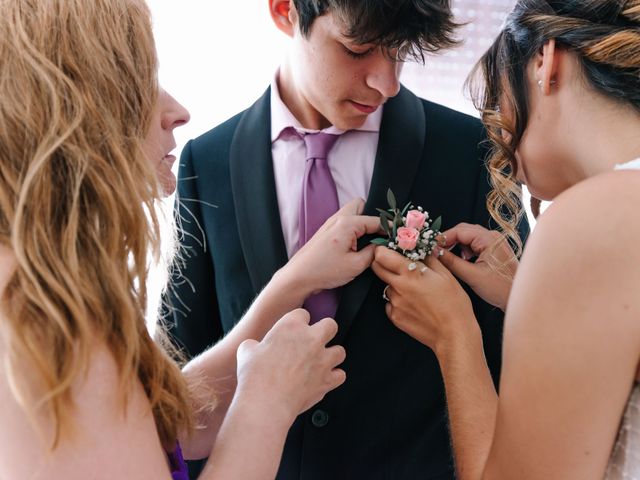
[349,100,380,114]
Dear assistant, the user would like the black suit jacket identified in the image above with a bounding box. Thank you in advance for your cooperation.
[166,86,526,480]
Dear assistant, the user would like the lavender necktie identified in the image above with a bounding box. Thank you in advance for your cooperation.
[299,132,340,324]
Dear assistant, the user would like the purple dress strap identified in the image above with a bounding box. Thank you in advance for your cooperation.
[167,442,189,480]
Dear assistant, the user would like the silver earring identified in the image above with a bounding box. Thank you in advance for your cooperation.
[538,79,557,89]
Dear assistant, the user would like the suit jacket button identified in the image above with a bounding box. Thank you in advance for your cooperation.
[311,409,329,428]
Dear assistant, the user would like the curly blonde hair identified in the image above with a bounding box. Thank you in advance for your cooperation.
[469,0,640,254]
[0,0,192,449]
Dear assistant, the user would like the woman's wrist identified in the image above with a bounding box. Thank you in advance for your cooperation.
[434,316,483,362]
[232,382,297,435]
[274,262,317,301]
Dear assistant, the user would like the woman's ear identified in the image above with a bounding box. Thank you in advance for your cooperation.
[535,39,559,95]
[269,0,295,37]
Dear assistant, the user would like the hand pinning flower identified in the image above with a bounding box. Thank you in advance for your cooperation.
[370,189,443,270]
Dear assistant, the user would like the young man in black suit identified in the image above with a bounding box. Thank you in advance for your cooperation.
[167,1,528,478]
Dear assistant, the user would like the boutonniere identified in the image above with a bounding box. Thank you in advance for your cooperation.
[371,189,443,270]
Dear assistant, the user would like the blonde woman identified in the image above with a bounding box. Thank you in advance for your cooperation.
[0,1,379,478]
[373,0,640,479]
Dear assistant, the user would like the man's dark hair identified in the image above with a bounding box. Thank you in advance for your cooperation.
[291,0,460,61]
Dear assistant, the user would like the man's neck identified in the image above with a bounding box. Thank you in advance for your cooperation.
[277,62,331,130]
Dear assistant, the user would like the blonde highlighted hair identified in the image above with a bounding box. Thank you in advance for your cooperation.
[469,0,640,253]
[0,0,192,448]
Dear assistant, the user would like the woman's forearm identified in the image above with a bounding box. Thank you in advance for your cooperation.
[198,391,293,480]
[436,325,497,480]
[179,266,311,458]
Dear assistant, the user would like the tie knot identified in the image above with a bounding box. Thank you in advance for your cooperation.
[303,132,339,161]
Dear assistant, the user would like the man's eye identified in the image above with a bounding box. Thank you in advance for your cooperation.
[343,45,374,59]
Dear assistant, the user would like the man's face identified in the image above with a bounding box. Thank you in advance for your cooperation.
[283,9,403,130]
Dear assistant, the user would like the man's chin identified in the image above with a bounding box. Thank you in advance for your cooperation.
[331,114,368,131]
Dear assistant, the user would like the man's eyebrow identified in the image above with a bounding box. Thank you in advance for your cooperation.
[337,34,376,46]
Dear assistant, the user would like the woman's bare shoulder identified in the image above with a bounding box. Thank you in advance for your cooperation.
[493,170,640,480]
[546,169,640,227]
[0,342,171,478]
[511,169,640,333]
[528,170,640,270]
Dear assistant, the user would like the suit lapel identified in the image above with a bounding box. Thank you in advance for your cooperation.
[333,86,426,345]
[362,87,426,219]
[230,86,426,341]
[230,88,288,294]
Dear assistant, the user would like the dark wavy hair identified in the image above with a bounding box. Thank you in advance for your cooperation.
[292,0,461,61]
[468,0,640,254]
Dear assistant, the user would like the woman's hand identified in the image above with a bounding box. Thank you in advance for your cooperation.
[235,309,346,425]
[371,247,478,355]
[282,198,381,294]
[179,202,375,459]
[439,223,518,312]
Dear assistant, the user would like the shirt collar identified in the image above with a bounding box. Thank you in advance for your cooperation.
[270,70,383,142]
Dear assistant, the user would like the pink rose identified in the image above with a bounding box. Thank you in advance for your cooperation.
[396,227,419,251]
[405,210,427,230]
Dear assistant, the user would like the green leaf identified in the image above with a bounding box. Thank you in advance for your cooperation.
[431,216,442,233]
[387,189,397,210]
[396,208,405,223]
[370,238,389,246]
[379,214,391,237]
[401,202,411,216]
[376,208,394,220]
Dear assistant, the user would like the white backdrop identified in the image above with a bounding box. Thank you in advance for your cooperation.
[149,1,288,157]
